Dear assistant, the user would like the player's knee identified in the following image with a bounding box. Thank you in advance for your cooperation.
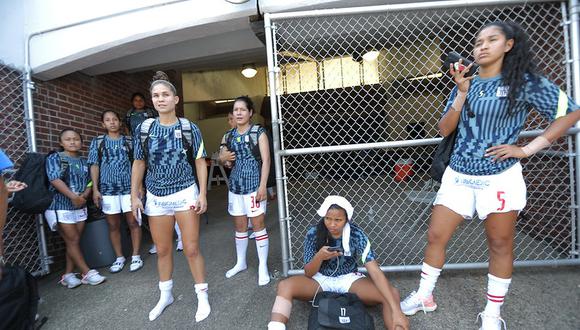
[487,236,512,254]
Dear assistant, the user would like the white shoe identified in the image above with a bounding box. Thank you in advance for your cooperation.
[81,269,106,285]
[400,291,438,316]
[59,273,81,289]
[149,245,157,254]
[109,259,125,273]
[477,312,507,330]
[129,257,144,272]
[176,240,183,251]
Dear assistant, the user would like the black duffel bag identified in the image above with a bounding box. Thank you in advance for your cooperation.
[308,291,374,330]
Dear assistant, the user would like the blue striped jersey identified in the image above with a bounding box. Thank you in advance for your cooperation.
[443,74,578,175]
[128,108,158,137]
[134,118,206,197]
[87,135,132,195]
[46,152,90,211]
[227,125,265,195]
[303,223,376,277]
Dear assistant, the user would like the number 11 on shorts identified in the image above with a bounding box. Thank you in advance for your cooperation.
[497,191,505,211]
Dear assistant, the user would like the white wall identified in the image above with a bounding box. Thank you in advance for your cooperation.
[0,1,26,69]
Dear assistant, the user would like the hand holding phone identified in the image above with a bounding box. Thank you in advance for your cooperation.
[443,51,479,77]
[327,246,343,253]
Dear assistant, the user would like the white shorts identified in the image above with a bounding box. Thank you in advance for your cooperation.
[228,191,267,217]
[434,162,527,220]
[44,208,88,231]
[312,272,366,294]
[101,194,131,215]
[145,184,199,217]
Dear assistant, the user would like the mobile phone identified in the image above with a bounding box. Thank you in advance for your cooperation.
[443,51,479,77]
[327,246,343,253]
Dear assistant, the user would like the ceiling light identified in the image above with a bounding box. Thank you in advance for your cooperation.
[215,99,236,104]
[225,0,250,4]
[241,64,257,78]
[362,50,380,62]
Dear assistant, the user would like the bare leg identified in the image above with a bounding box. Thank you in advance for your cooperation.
[350,277,402,330]
[125,211,142,256]
[106,213,123,257]
[149,215,175,281]
[423,205,465,268]
[59,223,90,274]
[271,275,321,323]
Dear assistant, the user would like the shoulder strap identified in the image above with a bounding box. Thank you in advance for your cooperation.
[179,118,196,171]
[125,109,134,128]
[225,128,235,150]
[57,152,70,183]
[178,118,193,148]
[96,135,106,164]
[140,118,156,165]
[123,135,134,163]
[248,124,262,162]
[146,108,158,118]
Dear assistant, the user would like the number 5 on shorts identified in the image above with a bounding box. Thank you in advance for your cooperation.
[496,191,505,211]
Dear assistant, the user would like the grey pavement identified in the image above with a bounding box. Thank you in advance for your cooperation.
[37,185,580,330]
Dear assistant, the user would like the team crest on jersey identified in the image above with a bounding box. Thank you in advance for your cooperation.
[496,86,509,97]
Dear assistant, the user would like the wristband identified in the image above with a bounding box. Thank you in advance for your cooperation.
[521,136,551,157]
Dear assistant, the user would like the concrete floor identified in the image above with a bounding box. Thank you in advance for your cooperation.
[36,184,580,329]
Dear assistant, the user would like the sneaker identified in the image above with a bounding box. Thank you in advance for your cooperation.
[149,245,157,254]
[249,232,256,240]
[81,269,106,285]
[109,259,125,273]
[400,291,437,316]
[129,258,143,272]
[59,273,81,289]
[176,240,183,251]
[477,312,507,330]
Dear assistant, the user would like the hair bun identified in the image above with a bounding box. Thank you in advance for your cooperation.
[152,71,170,82]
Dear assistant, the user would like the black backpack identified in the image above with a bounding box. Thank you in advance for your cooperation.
[0,265,40,330]
[94,135,133,165]
[12,152,69,214]
[308,292,374,330]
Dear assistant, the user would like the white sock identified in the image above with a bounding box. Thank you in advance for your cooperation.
[116,256,126,263]
[194,283,211,322]
[417,262,441,298]
[254,228,270,285]
[149,280,174,321]
[132,255,141,261]
[174,222,182,242]
[484,274,511,316]
[268,321,286,330]
[226,231,248,278]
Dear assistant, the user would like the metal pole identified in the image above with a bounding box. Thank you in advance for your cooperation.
[569,0,580,257]
[268,0,554,20]
[264,13,290,276]
[278,128,580,157]
[287,258,580,275]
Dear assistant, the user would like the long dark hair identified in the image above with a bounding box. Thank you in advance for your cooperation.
[479,21,539,114]
[230,95,255,115]
[315,204,348,251]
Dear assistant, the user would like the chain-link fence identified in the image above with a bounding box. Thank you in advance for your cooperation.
[0,64,47,275]
[266,1,580,274]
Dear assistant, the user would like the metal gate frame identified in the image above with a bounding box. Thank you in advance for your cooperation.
[264,0,580,276]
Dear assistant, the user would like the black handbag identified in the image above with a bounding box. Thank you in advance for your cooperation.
[430,99,472,182]
[308,292,374,330]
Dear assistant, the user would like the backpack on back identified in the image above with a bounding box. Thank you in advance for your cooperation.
[94,135,133,165]
[11,152,69,214]
[0,265,40,330]
[224,124,262,162]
